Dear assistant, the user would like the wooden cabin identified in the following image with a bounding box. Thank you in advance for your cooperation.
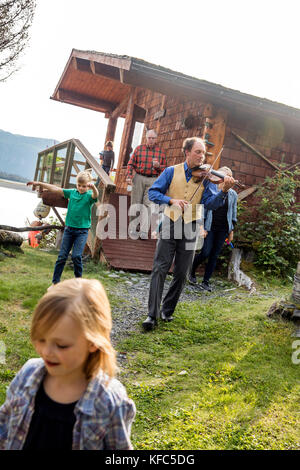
[36,48,300,271]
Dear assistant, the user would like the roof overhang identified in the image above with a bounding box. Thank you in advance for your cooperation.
[51,49,300,123]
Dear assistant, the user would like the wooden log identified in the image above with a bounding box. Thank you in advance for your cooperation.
[0,224,63,232]
[228,248,256,293]
[237,186,257,200]
[292,262,300,303]
[0,230,23,246]
[286,161,300,172]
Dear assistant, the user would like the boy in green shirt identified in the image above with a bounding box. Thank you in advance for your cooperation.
[27,171,98,288]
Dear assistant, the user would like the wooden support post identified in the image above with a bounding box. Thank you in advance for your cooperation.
[92,188,112,262]
[34,154,42,181]
[90,60,95,74]
[208,109,227,168]
[110,93,130,120]
[201,104,227,168]
[52,207,65,226]
[72,161,82,174]
[62,142,75,188]
[115,87,136,185]
[50,148,58,184]
[104,116,117,145]
[72,57,78,70]
[38,152,46,182]
[231,131,280,170]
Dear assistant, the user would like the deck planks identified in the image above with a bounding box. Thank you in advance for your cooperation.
[101,192,158,271]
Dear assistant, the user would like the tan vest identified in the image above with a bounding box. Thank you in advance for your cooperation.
[164,163,204,223]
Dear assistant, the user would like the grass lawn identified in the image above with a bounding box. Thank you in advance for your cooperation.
[0,244,299,450]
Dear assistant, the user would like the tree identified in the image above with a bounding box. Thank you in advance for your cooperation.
[0,0,36,81]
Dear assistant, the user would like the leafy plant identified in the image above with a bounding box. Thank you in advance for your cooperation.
[235,169,300,276]
[38,215,64,249]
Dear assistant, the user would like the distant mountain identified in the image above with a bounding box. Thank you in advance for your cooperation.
[0,129,58,181]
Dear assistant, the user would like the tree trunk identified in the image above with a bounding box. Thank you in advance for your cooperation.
[0,230,23,246]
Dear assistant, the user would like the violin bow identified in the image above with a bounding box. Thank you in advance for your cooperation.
[189,146,224,202]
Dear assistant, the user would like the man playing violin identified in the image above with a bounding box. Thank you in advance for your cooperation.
[142,136,235,331]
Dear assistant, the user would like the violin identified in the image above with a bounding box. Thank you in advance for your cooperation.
[190,164,245,189]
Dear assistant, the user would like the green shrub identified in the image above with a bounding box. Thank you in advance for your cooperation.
[235,169,300,276]
[38,215,64,249]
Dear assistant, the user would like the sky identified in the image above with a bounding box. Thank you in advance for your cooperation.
[0,0,300,159]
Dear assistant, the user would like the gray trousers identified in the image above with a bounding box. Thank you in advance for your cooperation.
[130,173,157,233]
[148,218,197,319]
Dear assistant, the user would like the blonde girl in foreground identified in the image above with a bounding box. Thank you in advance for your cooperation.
[27,170,98,288]
[0,278,136,450]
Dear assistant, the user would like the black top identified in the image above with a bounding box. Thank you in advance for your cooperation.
[23,382,77,450]
[100,150,115,168]
[211,197,229,232]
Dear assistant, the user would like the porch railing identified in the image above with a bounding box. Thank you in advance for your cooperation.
[33,138,116,259]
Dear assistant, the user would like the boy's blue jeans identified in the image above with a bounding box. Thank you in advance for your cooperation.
[52,226,89,284]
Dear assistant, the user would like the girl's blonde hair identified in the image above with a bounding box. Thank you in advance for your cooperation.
[76,169,93,184]
[31,278,116,381]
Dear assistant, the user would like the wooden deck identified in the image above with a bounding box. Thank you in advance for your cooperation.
[101,193,157,272]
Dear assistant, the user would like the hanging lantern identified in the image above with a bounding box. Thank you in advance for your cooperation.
[34,201,51,219]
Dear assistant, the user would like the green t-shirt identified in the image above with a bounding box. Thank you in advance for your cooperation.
[63,189,96,228]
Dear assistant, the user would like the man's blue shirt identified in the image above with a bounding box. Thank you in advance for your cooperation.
[148,161,228,210]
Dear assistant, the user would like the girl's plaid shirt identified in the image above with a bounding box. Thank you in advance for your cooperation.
[0,358,136,450]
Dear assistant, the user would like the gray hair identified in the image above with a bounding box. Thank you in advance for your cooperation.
[146,129,157,138]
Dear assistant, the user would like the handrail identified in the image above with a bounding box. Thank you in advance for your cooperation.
[36,138,116,192]
[72,139,114,190]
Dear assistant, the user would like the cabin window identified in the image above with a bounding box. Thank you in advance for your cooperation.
[53,147,67,186]
[36,151,54,183]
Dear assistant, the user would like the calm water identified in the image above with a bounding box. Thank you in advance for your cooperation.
[0,180,64,238]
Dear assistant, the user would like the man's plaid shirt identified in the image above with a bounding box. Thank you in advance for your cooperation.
[0,359,136,450]
[127,144,167,178]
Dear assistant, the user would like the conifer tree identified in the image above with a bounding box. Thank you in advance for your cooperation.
[0,0,36,81]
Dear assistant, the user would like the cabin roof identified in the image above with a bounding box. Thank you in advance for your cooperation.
[51,48,300,122]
